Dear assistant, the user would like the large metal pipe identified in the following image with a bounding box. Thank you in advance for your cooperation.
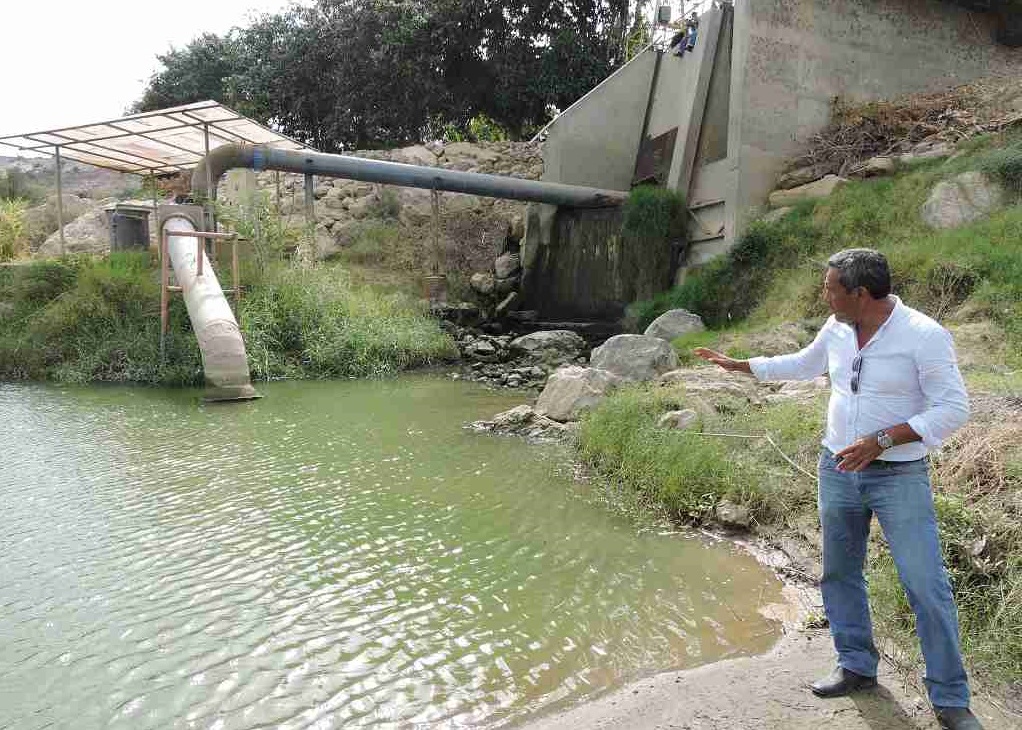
[192,144,628,208]
[163,213,259,402]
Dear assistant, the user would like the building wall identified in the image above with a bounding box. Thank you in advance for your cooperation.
[540,51,658,191]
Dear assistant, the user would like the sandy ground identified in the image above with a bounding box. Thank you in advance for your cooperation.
[517,574,1019,730]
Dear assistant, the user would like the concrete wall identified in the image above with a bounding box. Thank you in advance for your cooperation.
[644,13,720,192]
[540,51,657,191]
[527,0,1022,320]
[731,0,1022,230]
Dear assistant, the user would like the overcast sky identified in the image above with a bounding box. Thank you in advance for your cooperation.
[0,0,303,145]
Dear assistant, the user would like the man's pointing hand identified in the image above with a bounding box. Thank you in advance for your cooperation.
[693,348,753,374]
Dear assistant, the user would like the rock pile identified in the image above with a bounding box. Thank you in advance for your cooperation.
[469,310,830,444]
[449,328,588,390]
[244,141,542,270]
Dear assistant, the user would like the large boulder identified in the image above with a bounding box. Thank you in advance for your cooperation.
[768,175,847,208]
[644,309,705,342]
[509,330,585,364]
[37,209,110,256]
[590,334,679,382]
[535,366,620,422]
[921,172,1004,229]
[23,195,94,250]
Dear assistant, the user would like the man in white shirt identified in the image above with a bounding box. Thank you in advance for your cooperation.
[694,249,980,730]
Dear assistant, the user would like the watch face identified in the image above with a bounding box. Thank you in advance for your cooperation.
[878,431,893,449]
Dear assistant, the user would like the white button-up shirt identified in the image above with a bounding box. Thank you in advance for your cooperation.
[749,297,969,461]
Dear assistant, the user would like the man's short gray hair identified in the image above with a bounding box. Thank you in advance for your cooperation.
[827,248,891,299]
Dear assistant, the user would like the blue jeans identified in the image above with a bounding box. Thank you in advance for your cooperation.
[818,449,970,707]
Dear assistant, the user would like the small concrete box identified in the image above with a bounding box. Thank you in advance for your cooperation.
[105,203,153,251]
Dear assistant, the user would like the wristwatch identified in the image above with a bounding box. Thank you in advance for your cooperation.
[876,430,894,450]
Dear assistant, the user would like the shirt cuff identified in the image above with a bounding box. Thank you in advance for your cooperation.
[748,357,770,381]
[907,415,941,449]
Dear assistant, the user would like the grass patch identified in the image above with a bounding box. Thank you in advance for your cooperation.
[0,254,455,386]
[577,383,822,524]
[632,132,1022,354]
[240,265,456,380]
[578,378,1022,691]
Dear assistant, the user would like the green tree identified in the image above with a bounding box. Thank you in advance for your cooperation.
[134,33,243,112]
[134,0,646,149]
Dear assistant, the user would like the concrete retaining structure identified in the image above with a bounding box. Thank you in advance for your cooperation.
[525,0,1022,318]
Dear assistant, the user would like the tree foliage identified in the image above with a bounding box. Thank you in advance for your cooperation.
[135,0,641,150]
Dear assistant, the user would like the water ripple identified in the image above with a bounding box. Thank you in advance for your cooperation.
[0,379,781,729]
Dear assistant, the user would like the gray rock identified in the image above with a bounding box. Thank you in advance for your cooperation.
[910,140,953,160]
[23,195,94,250]
[37,209,111,256]
[921,172,1004,229]
[535,365,620,422]
[644,309,705,342]
[657,409,698,430]
[392,145,438,166]
[768,175,848,208]
[715,500,752,529]
[510,330,586,364]
[590,334,679,382]
[470,272,495,295]
[853,156,896,178]
[494,252,521,279]
[493,404,535,427]
[658,368,761,401]
[465,339,503,363]
[468,403,570,441]
[777,163,832,190]
[765,376,830,404]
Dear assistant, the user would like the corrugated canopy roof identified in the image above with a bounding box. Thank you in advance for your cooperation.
[0,101,308,175]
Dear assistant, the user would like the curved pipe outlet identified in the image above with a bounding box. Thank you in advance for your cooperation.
[164,215,259,402]
[192,144,628,208]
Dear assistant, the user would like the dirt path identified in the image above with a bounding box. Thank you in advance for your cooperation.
[517,600,1017,730]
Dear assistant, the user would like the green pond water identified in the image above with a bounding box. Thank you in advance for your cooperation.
[0,376,782,729]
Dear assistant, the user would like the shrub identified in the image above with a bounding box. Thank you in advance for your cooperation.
[467,114,509,142]
[977,139,1022,196]
[619,185,686,303]
[0,199,29,261]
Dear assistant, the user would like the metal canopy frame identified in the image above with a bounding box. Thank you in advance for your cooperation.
[0,101,309,254]
[0,101,306,175]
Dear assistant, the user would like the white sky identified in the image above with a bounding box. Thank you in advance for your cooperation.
[0,0,303,143]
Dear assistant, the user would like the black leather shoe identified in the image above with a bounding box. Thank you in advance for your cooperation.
[809,666,878,697]
[934,706,984,730]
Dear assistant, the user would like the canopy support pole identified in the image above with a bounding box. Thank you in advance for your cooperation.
[55,146,65,256]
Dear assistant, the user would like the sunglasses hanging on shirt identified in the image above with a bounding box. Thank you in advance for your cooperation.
[851,355,863,394]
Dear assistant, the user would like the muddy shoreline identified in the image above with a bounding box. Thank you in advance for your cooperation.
[513,530,1019,729]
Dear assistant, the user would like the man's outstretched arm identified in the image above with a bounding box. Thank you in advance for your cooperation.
[693,348,752,374]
